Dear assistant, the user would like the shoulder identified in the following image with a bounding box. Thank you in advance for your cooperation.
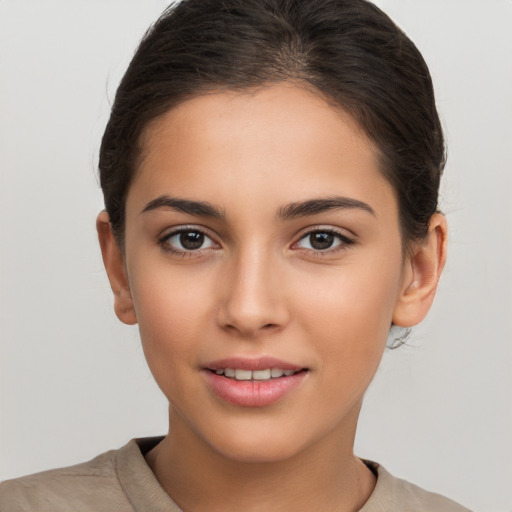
[0,446,133,512]
[361,461,473,512]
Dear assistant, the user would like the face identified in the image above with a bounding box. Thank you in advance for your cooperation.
[119,83,410,462]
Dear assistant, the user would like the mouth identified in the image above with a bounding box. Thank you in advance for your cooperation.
[203,358,309,407]
[207,367,306,381]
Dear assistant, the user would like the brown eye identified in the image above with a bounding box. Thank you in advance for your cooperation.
[180,231,204,250]
[162,229,216,252]
[309,232,335,250]
[296,230,353,252]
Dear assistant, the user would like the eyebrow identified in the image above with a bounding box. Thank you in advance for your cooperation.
[141,196,225,218]
[140,195,375,220]
[278,196,375,219]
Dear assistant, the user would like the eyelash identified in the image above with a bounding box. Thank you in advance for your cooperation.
[158,227,355,257]
[159,226,218,257]
[293,228,355,256]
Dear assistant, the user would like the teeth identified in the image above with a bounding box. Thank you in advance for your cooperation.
[252,369,271,380]
[213,368,299,381]
[235,369,252,380]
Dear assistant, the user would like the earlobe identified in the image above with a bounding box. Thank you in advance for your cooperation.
[96,211,137,325]
[392,213,447,327]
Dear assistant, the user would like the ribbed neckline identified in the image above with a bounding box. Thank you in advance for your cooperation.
[115,437,396,512]
[116,436,182,512]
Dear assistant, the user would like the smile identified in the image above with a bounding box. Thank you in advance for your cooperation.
[212,368,300,381]
[203,358,308,407]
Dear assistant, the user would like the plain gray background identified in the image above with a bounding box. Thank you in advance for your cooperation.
[1,1,511,511]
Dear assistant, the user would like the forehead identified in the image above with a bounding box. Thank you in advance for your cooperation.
[128,83,396,221]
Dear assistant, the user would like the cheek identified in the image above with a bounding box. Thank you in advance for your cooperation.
[128,260,216,387]
[135,284,201,343]
[295,259,401,338]
[130,250,213,328]
[291,256,402,382]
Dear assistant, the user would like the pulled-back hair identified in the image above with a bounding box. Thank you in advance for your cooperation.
[99,0,445,246]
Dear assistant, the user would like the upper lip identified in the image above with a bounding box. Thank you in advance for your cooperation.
[204,357,305,372]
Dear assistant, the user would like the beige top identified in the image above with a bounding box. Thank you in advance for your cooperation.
[0,437,471,511]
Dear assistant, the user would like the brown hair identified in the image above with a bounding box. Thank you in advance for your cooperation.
[99,0,445,246]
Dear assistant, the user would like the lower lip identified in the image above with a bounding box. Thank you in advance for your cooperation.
[203,370,307,407]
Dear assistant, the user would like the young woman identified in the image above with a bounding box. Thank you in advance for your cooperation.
[0,0,472,510]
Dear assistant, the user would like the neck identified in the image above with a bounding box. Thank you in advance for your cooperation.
[145,404,375,512]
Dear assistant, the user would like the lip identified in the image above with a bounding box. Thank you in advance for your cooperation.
[202,357,308,407]
[204,356,304,372]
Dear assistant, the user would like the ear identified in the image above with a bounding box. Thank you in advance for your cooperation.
[392,213,447,327]
[96,211,137,325]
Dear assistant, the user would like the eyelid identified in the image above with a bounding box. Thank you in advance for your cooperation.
[158,225,220,254]
[291,226,356,252]
[157,224,355,255]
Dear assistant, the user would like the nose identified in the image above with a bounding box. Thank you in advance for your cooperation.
[216,246,290,338]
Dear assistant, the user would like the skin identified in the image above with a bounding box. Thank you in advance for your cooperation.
[97,83,447,512]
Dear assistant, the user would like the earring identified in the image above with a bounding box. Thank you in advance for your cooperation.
[386,324,412,349]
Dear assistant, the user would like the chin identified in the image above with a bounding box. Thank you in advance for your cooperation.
[213,438,306,464]
[194,417,320,464]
